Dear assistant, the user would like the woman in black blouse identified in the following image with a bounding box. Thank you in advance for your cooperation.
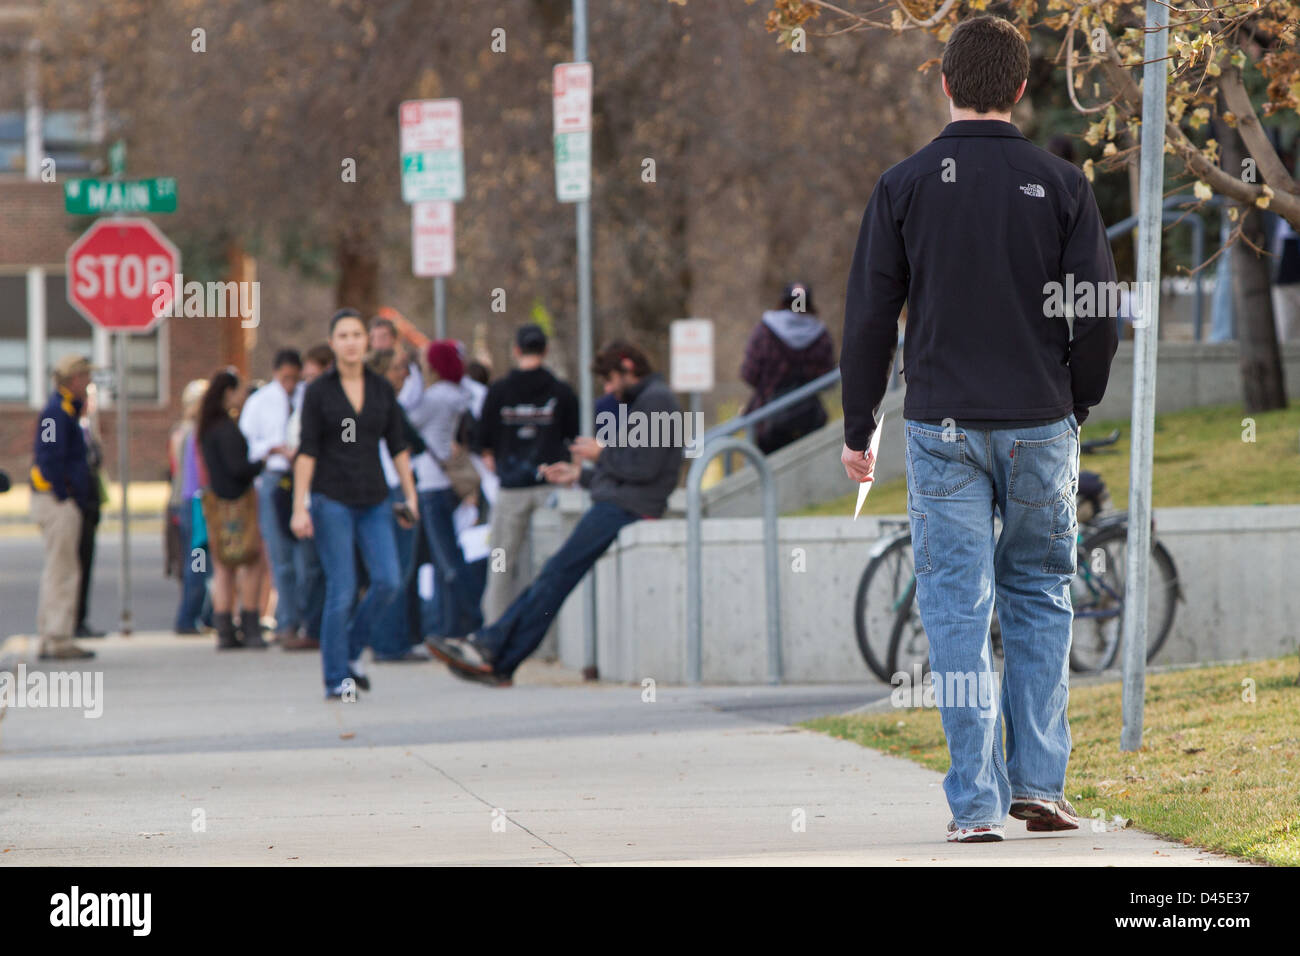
[196,369,267,650]
[291,310,419,699]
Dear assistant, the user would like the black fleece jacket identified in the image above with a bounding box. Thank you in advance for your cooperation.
[840,119,1119,450]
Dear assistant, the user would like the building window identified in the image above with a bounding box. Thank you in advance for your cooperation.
[0,274,26,401]
[0,269,162,404]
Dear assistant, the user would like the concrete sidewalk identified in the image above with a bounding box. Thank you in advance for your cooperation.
[0,633,1246,866]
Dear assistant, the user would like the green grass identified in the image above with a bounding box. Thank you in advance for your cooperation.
[793,401,1300,517]
[804,656,1300,865]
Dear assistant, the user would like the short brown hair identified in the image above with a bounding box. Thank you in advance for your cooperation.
[594,340,651,378]
[940,16,1029,115]
[304,343,334,368]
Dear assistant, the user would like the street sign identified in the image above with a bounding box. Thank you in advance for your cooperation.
[553,62,593,203]
[412,201,455,277]
[66,218,180,333]
[399,98,464,203]
[670,318,714,393]
[64,177,177,215]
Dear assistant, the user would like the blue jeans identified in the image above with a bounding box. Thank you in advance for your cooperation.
[257,471,299,633]
[295,533,325,639]
[476,500,639,677]
[310,493,402,689]
[174,504,211,631]
[419,489,484,639]
[905,413,1080,828]
[371,486,418,659]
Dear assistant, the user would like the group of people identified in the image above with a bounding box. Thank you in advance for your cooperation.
[165,310,684,698]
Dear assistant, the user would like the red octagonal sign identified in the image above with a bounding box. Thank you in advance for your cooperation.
[66,218,180,333]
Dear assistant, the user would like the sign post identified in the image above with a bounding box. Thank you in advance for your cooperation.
[66,218,180,635]
[399,98,463,339]
[1120,2,1169,751]
[557,4,596,677]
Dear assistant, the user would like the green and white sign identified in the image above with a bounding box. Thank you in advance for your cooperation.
[553,131,591,202]
[64,177,177,215]
[553,62,592,204]
[399,99,464,203]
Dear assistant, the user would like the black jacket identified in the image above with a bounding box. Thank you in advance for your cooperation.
[200,416,263,500]
[581,373,682,519]
[475,367,580,488]
[840,119,1119,450]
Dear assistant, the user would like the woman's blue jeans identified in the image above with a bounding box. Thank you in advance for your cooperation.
[310,493,401,689]
[418,488,483,639]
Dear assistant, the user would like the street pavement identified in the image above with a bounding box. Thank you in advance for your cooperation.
[0,631,1247,866]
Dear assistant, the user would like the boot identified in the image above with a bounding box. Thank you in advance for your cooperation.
[215,612,242,650]
[238,609,267,649]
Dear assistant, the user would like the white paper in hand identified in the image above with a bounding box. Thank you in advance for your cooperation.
[853,415,884,521]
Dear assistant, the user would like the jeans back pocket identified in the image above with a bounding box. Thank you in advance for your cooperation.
[905,424,978,497]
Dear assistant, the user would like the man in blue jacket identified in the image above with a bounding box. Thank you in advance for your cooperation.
[840,16,1118,843]
[29,354,97,660]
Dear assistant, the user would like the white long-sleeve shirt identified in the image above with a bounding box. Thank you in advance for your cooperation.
[239,380,296,472]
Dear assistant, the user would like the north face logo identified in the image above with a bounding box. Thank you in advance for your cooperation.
[1020,183,1045,198]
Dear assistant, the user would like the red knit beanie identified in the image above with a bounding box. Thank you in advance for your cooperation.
[426,340,464,384]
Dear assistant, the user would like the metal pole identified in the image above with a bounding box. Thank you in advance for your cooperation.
[433,276,446,339]
[1120,1,1168,751]
[573,0,598,679]
[116,332,132,635]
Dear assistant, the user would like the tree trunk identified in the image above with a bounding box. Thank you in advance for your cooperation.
[1233,207,1288,412]
[335,228,380,317]
[1219,116,1287,411]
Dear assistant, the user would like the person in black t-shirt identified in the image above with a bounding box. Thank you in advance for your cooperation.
[291,310,420,700]
[473,324,579,622]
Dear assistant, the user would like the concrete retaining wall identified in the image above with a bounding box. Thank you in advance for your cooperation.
[540,505,1300,684]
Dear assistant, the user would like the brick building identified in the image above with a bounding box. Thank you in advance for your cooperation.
[0,2,245,483]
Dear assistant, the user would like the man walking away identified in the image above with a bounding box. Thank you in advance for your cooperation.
[839,15,1118,843]
[431,341,680,686]
[473,323,579,622]
[29,355,97,660]
[240,349,302,646]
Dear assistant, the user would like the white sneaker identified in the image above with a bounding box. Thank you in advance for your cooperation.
[946,821,1005,843]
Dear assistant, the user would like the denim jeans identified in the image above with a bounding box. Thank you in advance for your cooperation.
[370,486,418,659]
[419,488,484,639]
[310,493,402,689]
[476,500,640,677]
[295,533,325,639]
[904,413,1080,828]
[174,504,212,631]
[257,471,300,633]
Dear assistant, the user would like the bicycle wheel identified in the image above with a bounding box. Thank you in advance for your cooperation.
[853,527,916,682]
[1069,524,1179,673]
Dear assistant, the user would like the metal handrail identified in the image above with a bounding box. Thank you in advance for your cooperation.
[685,436,782,686]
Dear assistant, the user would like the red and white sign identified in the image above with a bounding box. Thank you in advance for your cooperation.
[66,218,180,333]
[670,318,715,392]
[399,99,462,153]
[412,201,455,277]
[553,62,593,133]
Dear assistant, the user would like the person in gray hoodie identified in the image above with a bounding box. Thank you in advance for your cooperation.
[428,341,682,685]
[741,281,835,453]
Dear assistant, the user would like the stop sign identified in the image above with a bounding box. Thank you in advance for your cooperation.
[66,218,180,333]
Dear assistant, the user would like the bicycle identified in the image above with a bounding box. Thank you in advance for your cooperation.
[853,427,1182,680]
